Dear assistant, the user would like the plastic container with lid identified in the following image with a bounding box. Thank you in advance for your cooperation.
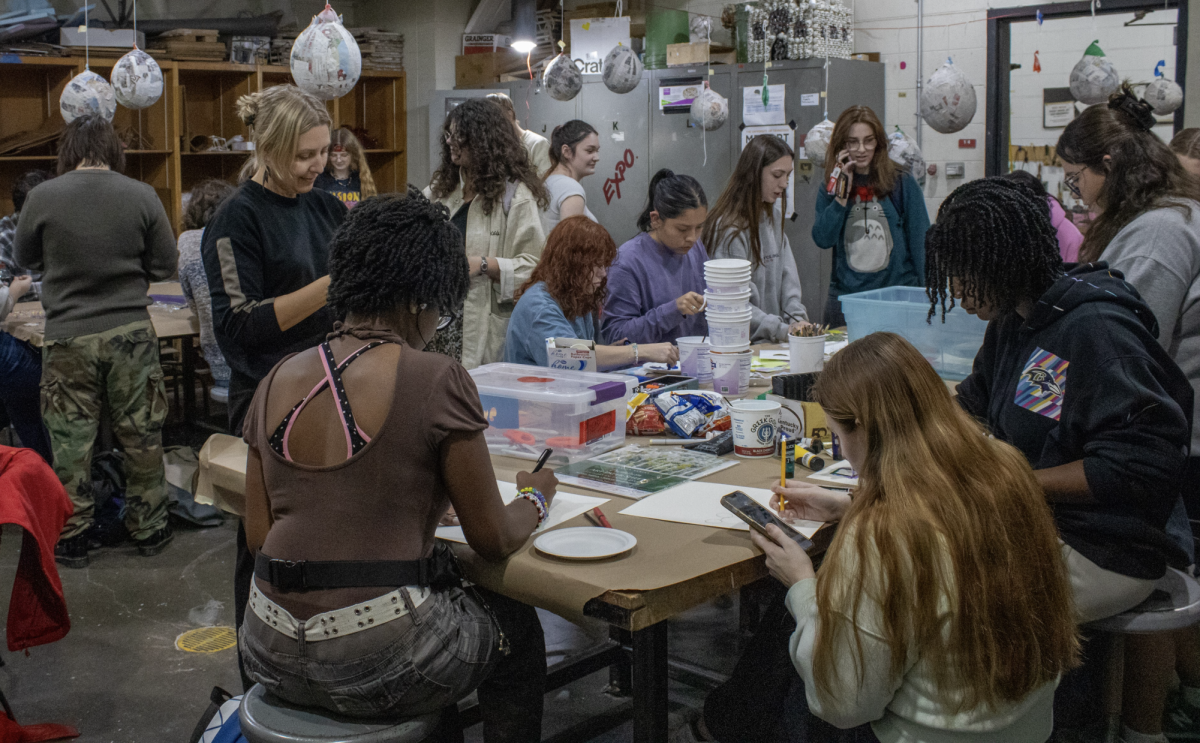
[839,286,988,380]
[468,363,638,464]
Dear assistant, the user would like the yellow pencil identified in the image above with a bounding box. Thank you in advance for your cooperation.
[779,435,788,512]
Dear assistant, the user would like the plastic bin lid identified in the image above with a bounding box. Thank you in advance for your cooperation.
[468,363,638,405]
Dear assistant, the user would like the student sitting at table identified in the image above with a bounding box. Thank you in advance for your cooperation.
[704,135,811,341]
[177,179,235,393]
[505,216,679,369]
[679,331,1080,743]
[240,188,556,741]
[602,169,709,344]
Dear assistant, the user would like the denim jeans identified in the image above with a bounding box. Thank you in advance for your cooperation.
[0,332,51,464]
[240,583,545,743]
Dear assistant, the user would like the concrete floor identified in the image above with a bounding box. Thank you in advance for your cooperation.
[0,518,742,742]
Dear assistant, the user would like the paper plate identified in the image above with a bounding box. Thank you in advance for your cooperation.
[534,527,637,560]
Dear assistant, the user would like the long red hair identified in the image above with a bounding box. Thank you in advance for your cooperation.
[516,216,617,320]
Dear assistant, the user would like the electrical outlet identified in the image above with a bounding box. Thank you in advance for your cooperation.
[946,162,966,178]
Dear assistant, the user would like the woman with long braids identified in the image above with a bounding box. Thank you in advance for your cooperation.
[426,98,548,369]
[926,176,1193,740]
[540,120,600,234]
[240,189,554,740]
[705,135,812,341]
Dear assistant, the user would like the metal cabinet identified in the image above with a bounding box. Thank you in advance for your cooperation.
[578,77,651,246]
[502,77,581,143]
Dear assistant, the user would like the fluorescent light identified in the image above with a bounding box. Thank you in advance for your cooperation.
[511,39,537,53]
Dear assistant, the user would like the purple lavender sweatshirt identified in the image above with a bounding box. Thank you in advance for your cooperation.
[601,231,709,344]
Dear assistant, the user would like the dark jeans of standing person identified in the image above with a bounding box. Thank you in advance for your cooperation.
[823,292,847,330]
[0,332,52,464]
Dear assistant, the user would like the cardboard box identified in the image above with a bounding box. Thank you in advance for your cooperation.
[850,52,881,62]
[666,41,710,67]
[767,394,829,442]
[547,338,597,373]
[455,51,524,88]
[463,33,512,55]
[60,27,144,48]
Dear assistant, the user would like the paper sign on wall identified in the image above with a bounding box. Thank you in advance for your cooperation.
[743,84,786,126]
[800,93,820,106]
[569,17,631,75]
[742,125,795,218]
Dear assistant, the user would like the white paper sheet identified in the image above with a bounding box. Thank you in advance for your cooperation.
[618,481,823,537]
[742,84,786,126]
[807,460,859,487]
[436,481,609,544]
[759,350,790,361]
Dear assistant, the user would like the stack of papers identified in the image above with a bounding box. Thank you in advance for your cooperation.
[436,481,609,544]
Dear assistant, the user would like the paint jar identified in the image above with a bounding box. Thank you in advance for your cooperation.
[730,399,781,458]
[704,288,751,314]
[706,311,752,348]
[677,336,712,381]
[788,333,827,373]
[710,349,752,394]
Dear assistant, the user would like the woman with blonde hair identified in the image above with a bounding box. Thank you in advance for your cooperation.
[812,106,929,327]
[201,83,345,690]
[315,127,377,209]
[680,331,1080,742]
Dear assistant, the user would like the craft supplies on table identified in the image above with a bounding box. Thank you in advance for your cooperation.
[435,481,609,543]
[807,459,858,487]
[555,444,738,499]
[469,363,637,464]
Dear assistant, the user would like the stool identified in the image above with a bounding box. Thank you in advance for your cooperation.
[238,684,440,743]
[1087,568,1200,743]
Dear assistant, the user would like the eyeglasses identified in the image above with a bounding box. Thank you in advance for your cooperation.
[418,303,459,331]
[846,138,876,151]
[1063,171,1082,198]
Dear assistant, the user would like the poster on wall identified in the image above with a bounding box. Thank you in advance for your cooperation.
[1043,88,1076,128]
[742,124,795,219]
[742,84,786,126]
[660,77,706,112]
[570,17,631,75]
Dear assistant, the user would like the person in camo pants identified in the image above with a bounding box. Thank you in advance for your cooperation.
[14,115,177,568]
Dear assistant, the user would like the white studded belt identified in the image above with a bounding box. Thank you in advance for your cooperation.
[249,578,430,642]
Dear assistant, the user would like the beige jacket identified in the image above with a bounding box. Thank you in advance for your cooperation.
[521,129,552,177]
[426,180,546,369]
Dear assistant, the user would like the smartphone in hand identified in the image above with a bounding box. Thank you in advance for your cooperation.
[721,491,814,551]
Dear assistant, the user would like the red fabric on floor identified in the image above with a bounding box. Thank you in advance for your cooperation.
[0,447,72,651]
[0,712,79,742]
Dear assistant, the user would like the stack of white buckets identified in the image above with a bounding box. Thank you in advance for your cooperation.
[704,259,754,394]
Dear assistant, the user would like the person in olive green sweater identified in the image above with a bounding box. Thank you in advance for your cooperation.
[14,115,177,569]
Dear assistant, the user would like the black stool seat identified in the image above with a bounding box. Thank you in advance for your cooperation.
[238,684,439,743]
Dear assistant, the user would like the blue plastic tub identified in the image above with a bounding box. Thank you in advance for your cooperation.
[838,286,988,380]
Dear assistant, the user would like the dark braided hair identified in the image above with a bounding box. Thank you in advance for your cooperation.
[326,186,470,320]
[925,177,1063,323]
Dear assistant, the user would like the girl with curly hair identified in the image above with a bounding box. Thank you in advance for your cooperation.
[314,127,377,209]
[505,216,678,368]
[426,98,549,369]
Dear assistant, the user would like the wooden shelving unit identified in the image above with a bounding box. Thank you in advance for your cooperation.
[0,56,406,230]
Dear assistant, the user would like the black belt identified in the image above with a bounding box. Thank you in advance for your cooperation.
[254,544,461,593]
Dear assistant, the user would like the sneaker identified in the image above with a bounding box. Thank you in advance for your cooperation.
[1165,687,1200,741]
[54,535,90,569]
[136,525,173,557]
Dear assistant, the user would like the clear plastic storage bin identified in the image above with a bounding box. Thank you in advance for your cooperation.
[468,363,638,464]
[839,287,988,380]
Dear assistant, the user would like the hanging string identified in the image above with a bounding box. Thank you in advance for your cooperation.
[133,0,137,48]
[84,1,89,69]
[823,54,830,119]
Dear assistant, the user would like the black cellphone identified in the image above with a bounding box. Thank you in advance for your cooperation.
[720,491,814,551]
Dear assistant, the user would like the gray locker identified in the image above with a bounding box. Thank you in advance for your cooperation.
[648,67,735,215]
[578,76,651,246]
[503,78,581,144]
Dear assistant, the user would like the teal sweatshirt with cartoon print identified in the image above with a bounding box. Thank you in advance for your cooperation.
[812,172,929,296]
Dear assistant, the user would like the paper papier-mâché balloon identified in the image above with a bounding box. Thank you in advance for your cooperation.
[920,58,978,134]
[888,128,927,187]
[291,4,362,101]
[1069,41,1120,106]
[690,88,729,131]
[544,53,583,101]
[602,45,643,94]
[804,118,835,163]
[61,69,117,123]
[111,47,164,110]
[1144,77,1183,116]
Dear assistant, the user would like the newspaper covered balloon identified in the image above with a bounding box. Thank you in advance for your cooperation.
[290,4,362,101]
[690,88,728,131]
[804,118,835,164]
[111,47,163,110]
[60,69,116,123]
[1144,77,1183,116]
[544,53,582,101]
[920,58,977,134]
[888,127,927,187]
[602,45,643,94]
[1069,41,1119,105]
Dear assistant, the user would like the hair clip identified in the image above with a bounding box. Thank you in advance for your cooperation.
[1108,93,1156,132]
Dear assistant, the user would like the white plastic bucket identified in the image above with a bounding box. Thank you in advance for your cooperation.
[730,399,780,458]
[711,349,752,395]
[705,281,752,295]
[789,334,827,373]
[705,316,751,348]
[705,258,751,271]
[677,336,712,381]
[704,289,751,314]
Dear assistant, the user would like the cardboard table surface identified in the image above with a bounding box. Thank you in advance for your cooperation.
[2,281,198,347]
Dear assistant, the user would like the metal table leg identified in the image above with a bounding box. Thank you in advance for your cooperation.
[632,622,669,743]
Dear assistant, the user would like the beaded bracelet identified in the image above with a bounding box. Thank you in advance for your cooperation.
[516,487,548,525]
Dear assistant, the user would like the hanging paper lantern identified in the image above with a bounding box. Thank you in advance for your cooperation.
[1069,41,1119,106]
[804,118,835,163]
[290,4,362,101]
[1144,77,1183,116]
[690,88,728,131]
[544,53,582,101]
[111,47,163,110]
[602,45,643,94]
[920,58,977,134]
[60,69,117,123]
[887,128,927,187]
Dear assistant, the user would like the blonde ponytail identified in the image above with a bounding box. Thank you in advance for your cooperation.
[236,85,332,183]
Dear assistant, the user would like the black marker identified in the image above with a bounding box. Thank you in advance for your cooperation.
[532,448,553,473]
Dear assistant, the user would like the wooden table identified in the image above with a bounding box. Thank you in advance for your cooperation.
[3,282,205,426]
